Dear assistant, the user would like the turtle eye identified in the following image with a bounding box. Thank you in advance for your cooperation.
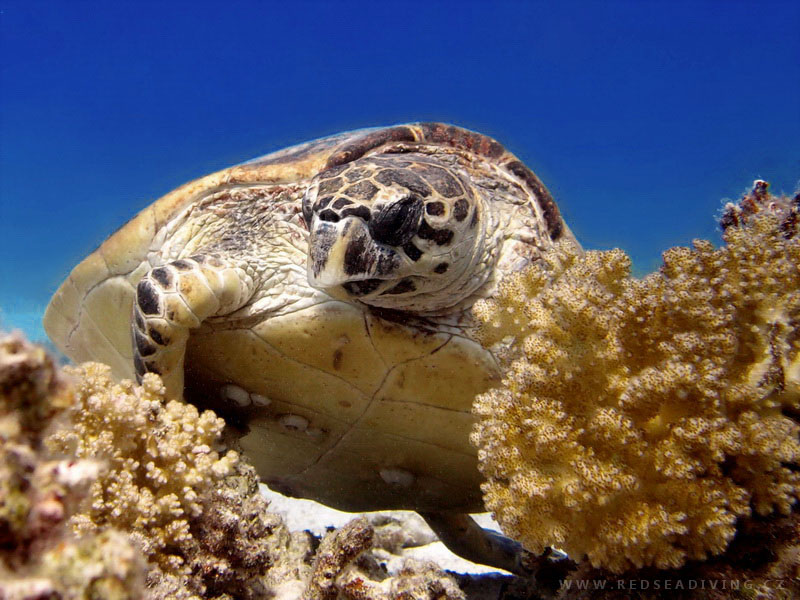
[369,195,423,246]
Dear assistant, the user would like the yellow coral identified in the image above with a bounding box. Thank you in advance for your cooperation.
[47,363,240,575]
[471,209,800,573]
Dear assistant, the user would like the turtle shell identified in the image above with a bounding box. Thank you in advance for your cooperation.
[44,123,570,513]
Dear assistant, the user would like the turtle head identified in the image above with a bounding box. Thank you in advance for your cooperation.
[302,154,488,314]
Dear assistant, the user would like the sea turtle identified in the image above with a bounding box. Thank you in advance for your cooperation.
[44,122,579,573]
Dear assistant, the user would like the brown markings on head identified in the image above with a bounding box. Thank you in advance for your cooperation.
[413,124,563,240]
[332,198,352,209]
[426,201,445,216]
[343,230,373,276]
[415,163,464,198]
[313,196,333,211]
[325,125,563,240]
[344,167,368,182]
[340,205,372,221]
[417,221,454,246]
[375,168,431,197]
[402,241,423,261]
[453,198,469,222]
[344,180,379,201]
[318,177,344,195]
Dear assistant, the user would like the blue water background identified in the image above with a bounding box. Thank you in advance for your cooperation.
[1,1,798,344]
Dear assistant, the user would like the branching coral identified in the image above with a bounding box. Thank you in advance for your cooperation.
[46,362,280,598]
[471,184,800,573]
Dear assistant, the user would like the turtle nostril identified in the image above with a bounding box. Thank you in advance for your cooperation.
[369,195,423,246]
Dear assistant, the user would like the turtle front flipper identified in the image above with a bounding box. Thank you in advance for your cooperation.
[132,254,255,398]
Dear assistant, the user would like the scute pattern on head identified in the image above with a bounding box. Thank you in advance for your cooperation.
[304,141,553,315]
[306,173,451,306]
[305,155,476,250]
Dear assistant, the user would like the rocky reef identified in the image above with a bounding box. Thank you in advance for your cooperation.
[472,181,799,589]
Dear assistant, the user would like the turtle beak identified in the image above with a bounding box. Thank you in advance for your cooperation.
[307,217,400,297]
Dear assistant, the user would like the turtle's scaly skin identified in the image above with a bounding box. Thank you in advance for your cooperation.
[44,123,577,520]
